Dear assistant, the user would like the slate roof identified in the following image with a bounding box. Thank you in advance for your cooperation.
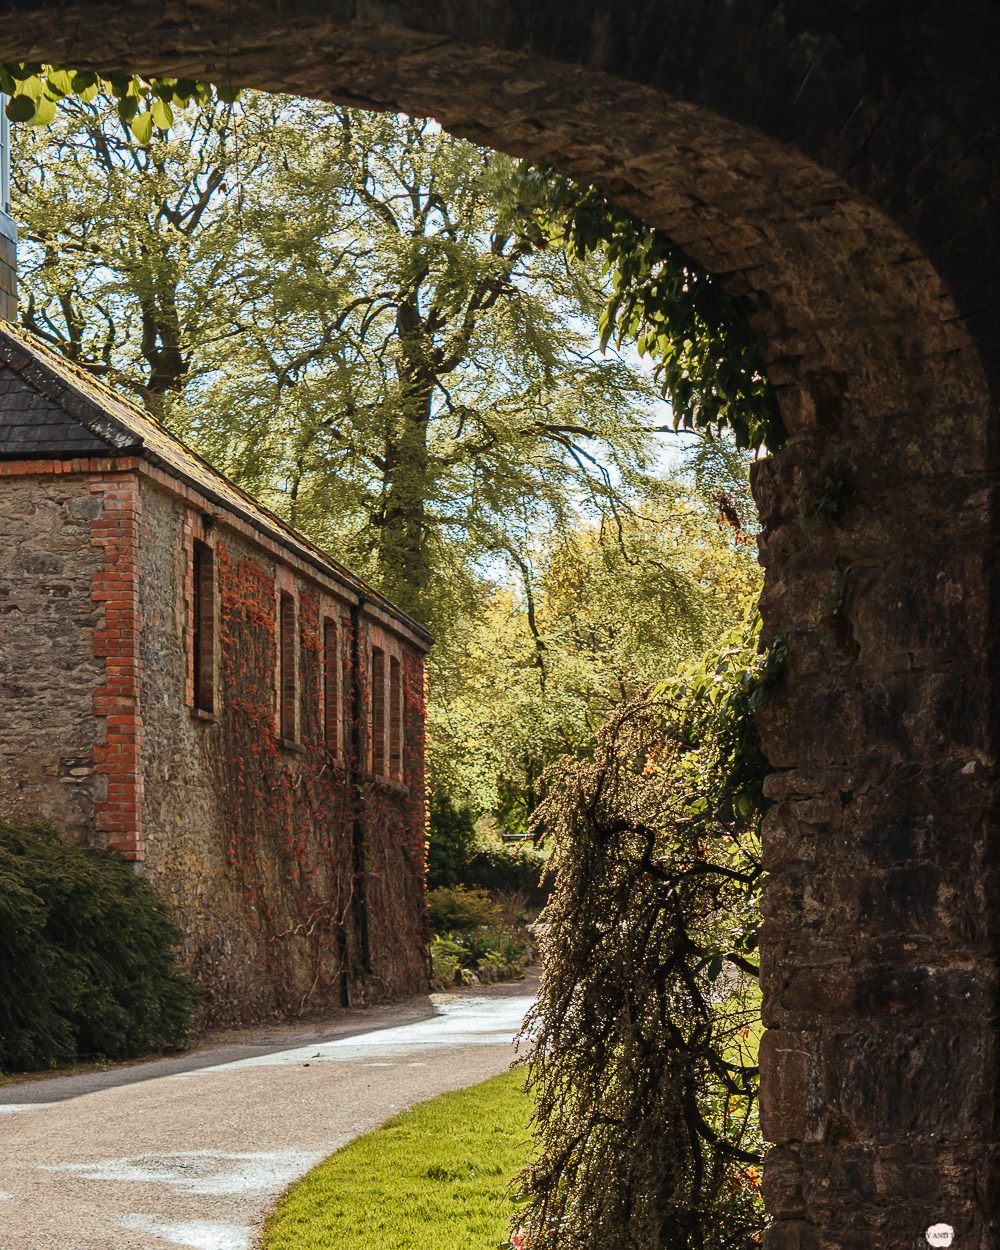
[0,322,432,646]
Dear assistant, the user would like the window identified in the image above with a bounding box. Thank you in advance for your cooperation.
[191,541,215,713]
[278,592,297,741]
[371,646,385,775]
[389,655,402,780]
[323,619,339,755]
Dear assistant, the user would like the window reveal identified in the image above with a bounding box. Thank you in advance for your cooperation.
[323,618,339,755]
[389,655,402,780]
[371,646,386,776]
[191,540,215,713]
[342,619,352,765]
[279,592,297,742]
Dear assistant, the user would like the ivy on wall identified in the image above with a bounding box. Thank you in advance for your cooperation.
[188,544,427,1020]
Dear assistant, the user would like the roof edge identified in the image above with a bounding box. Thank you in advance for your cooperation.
[140,450,434,648]
[0,322,433,648]
[0,324,144,455]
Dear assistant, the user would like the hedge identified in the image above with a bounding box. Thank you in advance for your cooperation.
[0,821,199,1072]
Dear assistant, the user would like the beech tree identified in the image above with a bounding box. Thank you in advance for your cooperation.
[14,94,662,632]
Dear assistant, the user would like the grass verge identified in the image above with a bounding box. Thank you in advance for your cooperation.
[260,1069,531,1250]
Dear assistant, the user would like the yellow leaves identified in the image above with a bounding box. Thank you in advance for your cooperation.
[130,111,153,144]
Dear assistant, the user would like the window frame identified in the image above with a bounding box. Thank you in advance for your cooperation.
[322,616,340,757]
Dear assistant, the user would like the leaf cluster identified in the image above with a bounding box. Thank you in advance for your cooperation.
[0,822,200,1071]
[513,608,780,1248]
[429,488,762,825]
[518,170,785,454]
[1,63,238,140]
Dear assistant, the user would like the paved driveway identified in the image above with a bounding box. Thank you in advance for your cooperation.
[0,973,536,1250]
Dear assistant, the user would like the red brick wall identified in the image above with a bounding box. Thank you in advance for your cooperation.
[89,468,144,861]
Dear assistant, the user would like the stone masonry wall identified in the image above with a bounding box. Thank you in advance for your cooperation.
[0,467,105,839]
[139,474,428,1026]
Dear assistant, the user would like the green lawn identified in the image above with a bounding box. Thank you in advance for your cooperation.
[260,1069,532,1250]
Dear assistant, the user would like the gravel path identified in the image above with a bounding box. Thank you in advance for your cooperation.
[0,971,538,1250]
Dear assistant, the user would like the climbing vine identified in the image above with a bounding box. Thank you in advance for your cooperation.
[516,168,785,454]
[189,544,427,1019]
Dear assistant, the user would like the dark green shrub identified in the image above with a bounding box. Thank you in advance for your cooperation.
[426,792,478,890]
[463,845,549,905]
[0,821,200,1072]
[426,790,551,904]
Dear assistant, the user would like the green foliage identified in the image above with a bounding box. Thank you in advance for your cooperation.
[461,846,548,903]
[0,822,200,1072]
[14,96,664,641]
[430,488,761,824]
[0,63,235,134]
[426,885,502,934]
[261,1070,533,1250]
[514,608,781,1248]
[426,792,548,901]
[426,885,533,984]
[519,169,785,453]
[426,792,479,889]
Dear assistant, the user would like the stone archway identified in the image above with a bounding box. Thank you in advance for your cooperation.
[2,4,997,1244]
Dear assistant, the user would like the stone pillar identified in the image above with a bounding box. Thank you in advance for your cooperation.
[753,305,998,1244]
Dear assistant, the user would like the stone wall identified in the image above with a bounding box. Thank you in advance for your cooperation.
[0,468,104,839]
[139,475,428,1026]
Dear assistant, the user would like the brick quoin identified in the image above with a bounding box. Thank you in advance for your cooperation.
[89,468,144,862]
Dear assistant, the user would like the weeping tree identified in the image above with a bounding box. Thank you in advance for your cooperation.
[512,613,780,1248]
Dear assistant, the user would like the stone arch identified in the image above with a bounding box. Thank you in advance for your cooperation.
[1,5,996,1244]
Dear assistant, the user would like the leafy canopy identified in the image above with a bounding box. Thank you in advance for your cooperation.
[430,472,761,830]
[5,66,780,458]
[14,93,668,637]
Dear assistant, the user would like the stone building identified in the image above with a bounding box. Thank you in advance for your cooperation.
[0,320,432,1023]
